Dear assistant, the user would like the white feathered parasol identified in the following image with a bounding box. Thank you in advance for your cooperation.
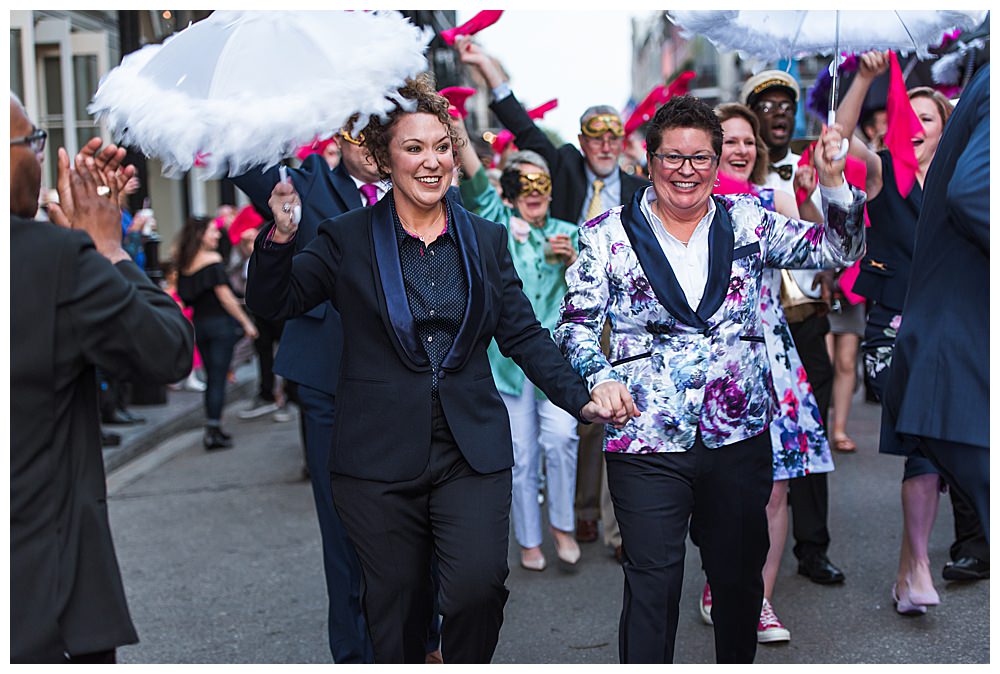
[89,10,432,178]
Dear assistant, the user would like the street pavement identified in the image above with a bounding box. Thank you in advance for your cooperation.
[108,389,989,664]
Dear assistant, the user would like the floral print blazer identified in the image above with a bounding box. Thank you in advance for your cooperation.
[555,187,866,454]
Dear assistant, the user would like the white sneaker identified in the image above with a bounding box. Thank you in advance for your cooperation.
[272,404,292,423]
[183,371,206,392]
[757,598,791,643]
[238,396,280,419]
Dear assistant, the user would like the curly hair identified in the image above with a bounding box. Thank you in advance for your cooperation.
[715,103,769,186]
[908,86,954,127]
[361,73,464,180]
[645,95,724,161]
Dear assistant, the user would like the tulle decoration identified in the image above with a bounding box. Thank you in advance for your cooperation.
[623,71,696,136]
[795,143,869,304]
[528,99,558,120]
[713,171,759,197]
[89,10,432,178]
[440,10,503,45]
[295,137,338,162]
[666,10,985,62]
[804,55,858,121]
[227,204,264,246]
[440,87,476,119]
[884,51,924,198]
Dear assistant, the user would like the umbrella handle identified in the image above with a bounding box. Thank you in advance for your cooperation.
[278,165,302,226]
[826,110,850,161]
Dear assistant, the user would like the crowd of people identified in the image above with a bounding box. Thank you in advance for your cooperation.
[10,22,989,666]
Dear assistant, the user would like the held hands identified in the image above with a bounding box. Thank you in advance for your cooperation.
[268,178,301,244]
[813,124,847,188]
[583,380,640,429]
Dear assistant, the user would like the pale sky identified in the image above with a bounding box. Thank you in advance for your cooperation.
[455,9,656,144]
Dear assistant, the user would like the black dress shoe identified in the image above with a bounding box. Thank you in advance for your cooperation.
[203,427,233,451]
[102,408,138,425]
[117,408,146,424]
[797,554,846,584]
[942,556,989,581]
[101,430,122,447]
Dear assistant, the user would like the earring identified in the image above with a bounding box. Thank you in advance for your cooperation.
[713,178,720,188]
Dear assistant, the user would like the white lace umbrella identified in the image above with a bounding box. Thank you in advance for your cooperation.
[89,10,432,178]
[668,10,986,154]
[667,10,987,63]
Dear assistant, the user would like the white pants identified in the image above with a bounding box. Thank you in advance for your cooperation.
[501,385,579,549]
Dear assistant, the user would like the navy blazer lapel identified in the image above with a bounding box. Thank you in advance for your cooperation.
[695,197,735,322]
[441,202,485,370]
[369,193,426,366]
[330,163,363,212]
[620,190,706,330]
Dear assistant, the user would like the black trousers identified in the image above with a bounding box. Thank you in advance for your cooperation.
[950,488,990,562]
[251,312,284,402]
[787,313,834,561]
[330,401,512,664]
[919,437,990,543]
[606,431,772,664]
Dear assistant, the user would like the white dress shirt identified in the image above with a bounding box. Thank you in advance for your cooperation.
[639,186,715,311]
[349,175,390,207]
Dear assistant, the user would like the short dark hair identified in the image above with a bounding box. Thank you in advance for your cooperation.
[645,95,723,160]
[361,73,464,180]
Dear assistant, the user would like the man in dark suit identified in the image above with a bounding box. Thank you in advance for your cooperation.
[454,37,648,547]
[232,125,387,663]
[884,62,990,539]
[10,94,194,663]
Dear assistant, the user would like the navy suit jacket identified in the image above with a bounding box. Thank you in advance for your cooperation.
[232,155,357,395]
[883,63,989,449]
[490,92,649,224]
[234,156,465,396]
[245,193,592,482]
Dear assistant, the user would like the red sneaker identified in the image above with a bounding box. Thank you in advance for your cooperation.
[757,598,791,643]
[699,583,713,625]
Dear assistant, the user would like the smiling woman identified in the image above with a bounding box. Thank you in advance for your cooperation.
[555,94,868,664]
[245,76,618,664]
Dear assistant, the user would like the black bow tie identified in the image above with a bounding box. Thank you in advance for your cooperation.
[769,164,793,181]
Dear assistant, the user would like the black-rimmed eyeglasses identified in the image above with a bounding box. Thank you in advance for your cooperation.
[10,128,47,154]
[650,152,718,171]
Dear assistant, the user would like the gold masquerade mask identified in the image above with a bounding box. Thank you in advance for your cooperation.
[518,172,552,197]
[339,128,365,145]
[581,114,625,138]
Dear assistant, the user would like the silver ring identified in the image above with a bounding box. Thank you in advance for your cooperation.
[96,185,111,197]
[282,202,291,214]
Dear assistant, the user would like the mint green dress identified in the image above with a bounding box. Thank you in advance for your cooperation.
[460,167,579,400]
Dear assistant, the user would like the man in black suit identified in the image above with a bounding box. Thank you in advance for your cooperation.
[232,124,392,663]
[10,94,194,663]
[884,62,990,540]
[454,37,648,547]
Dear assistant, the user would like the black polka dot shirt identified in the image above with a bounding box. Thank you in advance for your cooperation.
[392,198,468,397]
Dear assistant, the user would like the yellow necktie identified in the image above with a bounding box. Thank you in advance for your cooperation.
[585,179,605,221]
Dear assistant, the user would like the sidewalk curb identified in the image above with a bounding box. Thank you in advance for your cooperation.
[103,377,256,473]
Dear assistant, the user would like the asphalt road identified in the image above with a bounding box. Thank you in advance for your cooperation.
[108,391,989,664]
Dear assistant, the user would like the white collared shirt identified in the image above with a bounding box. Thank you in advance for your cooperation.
[639,186,715,311]
[349,175,390,207]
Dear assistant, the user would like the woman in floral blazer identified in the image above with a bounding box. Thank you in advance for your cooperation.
[555,96,865,664]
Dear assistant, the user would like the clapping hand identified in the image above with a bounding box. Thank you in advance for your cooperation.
[583,380,640,429]
[268,178,301,244]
